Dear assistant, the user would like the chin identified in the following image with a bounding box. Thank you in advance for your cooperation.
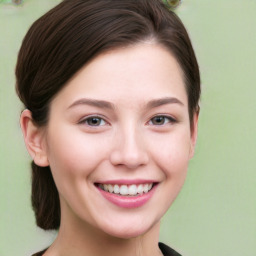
[105,228,147,240]
[100,217,158,239]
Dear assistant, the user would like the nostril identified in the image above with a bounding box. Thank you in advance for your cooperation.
[110,151,149,169]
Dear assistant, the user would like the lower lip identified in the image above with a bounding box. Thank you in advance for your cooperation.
[97,184,158,209]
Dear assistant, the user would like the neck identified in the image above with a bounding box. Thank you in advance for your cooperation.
[45,205,162,256]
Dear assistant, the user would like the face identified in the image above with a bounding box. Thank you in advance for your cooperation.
[40,43,198,238]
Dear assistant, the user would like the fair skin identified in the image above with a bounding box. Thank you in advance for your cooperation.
[21,43,198,256]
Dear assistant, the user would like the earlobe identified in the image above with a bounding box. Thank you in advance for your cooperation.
[20,109,49,167]
[189,109,199,159]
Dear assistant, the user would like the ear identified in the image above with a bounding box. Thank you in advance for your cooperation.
[189,108,200,159]
[20,109,49,167]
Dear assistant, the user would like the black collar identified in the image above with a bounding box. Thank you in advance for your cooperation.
[159,242,182,256]
[32,243,182,256]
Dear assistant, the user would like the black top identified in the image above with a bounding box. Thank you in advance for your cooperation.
[158,242,182,256]
[32,242,182,256]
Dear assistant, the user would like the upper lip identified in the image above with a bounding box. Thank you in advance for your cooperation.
[95,179,158,185]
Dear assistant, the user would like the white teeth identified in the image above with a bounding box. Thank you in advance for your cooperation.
[120,185,128,195]
[128,185,137,196]
[114,184,119,194]
[143,184,149,193]
[137,184,143,194]
[108,184,114,193]
[100,183,154,196]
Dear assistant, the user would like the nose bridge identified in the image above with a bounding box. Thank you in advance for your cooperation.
[110,121,149,168]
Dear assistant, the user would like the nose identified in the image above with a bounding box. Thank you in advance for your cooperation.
[110,127,149,169]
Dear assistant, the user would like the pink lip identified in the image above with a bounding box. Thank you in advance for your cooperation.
[96,183,158,209]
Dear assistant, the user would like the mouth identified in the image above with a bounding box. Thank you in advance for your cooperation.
[95,181,158,208]
[95,183,156,197]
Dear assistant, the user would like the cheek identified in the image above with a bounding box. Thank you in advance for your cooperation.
[45,126,111,187]
[152,130,191,209]
[148,129,191,177]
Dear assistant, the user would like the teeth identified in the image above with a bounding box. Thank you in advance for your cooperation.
[143,184,149,193]
[137,184,143,194]
[120,185,128,195]
[128,185,137,196]
[108,184,114,193]
[99,183,154,196]
[114,184,119,194]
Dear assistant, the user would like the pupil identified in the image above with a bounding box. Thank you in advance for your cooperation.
[90,118,100,125]
[154,116,164,124]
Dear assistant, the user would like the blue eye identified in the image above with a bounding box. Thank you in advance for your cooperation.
[149,116,176,126]
[81,117,106,126]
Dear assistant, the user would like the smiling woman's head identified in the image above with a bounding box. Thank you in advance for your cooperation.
[16,0,200,231]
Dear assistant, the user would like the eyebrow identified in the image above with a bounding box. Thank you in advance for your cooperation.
[67,98,115,110]
[67,96,184,110]
[146,97,184,109]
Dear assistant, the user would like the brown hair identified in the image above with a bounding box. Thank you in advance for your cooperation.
[16,0,200,230]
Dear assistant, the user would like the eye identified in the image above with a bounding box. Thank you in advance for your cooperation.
[80,116,107,126]
[149,115,176,126]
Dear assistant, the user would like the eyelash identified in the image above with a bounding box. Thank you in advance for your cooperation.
[79,115,176,127]
[79,116,108,127]
[148,115,177,126]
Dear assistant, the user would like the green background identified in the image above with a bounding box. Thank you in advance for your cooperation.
[0,0,255,255]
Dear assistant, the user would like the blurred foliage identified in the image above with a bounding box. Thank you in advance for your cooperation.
[163,0,181,10]
[0,0,23,4]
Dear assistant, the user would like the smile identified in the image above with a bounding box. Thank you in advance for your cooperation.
[95,181,158,208]
[98,183,154,196]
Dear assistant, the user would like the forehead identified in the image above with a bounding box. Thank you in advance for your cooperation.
[51,43,187,109]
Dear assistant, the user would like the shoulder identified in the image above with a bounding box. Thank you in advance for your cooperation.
[159,242,182,256]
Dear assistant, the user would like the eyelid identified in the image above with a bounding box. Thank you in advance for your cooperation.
[147,114,177,125]
[77,114,177,127]
[78,114,109,126]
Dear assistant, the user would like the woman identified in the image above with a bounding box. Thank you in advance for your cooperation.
[16,0,200,255]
